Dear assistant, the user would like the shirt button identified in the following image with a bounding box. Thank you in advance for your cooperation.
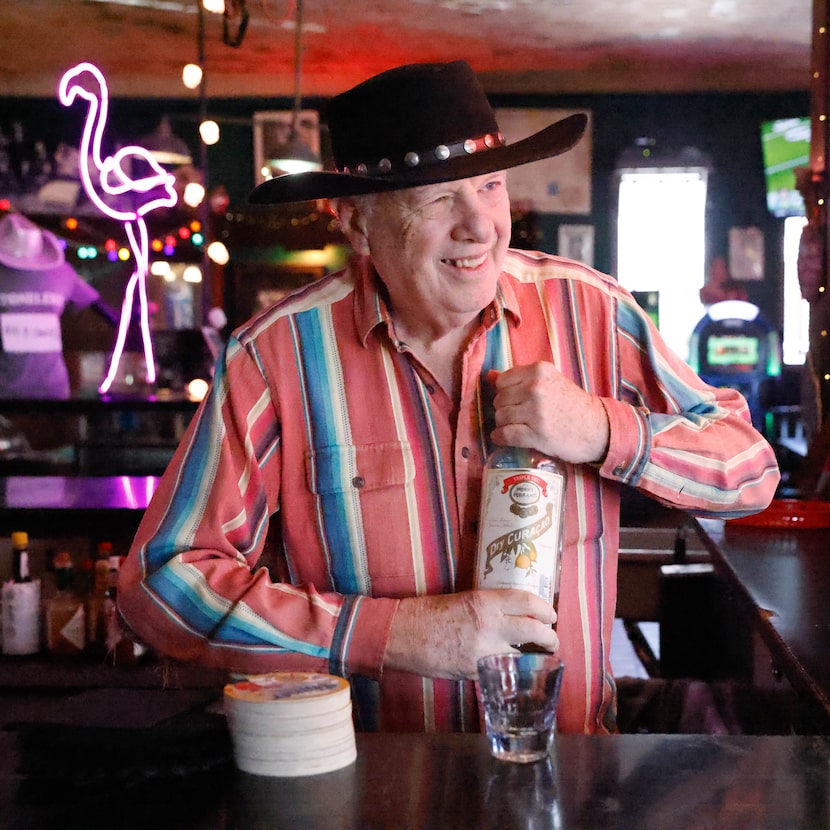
[352,476,365,489]
[461,447,470,459]
[425,384,435,394]
[613,466,625,477]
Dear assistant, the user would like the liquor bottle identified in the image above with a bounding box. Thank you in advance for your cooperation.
[2,531,41,655]
[85,541,113,658]
[474,446,566,606]
[103,553,144,665]
[43,550,86,657]
[93,541,112,596]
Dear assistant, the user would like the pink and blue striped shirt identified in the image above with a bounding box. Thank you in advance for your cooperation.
[119,250,779,734]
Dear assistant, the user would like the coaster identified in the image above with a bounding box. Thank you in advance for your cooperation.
[224,672,356,777]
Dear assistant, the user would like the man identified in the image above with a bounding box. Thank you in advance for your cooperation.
[118,61,779,734]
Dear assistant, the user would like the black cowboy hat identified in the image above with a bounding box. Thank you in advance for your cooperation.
[248,60,587,205]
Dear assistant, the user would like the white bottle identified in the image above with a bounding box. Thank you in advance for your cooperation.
[475,446,566,605]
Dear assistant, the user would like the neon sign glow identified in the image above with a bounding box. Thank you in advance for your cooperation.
[58,61,178,393]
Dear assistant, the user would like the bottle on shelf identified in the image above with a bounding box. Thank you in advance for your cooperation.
[85,540,113,659]
[2,531,41,656]
[43,550,86,658]
[93,541,112,597]
[474,446,567,607]
[102,552,145,665]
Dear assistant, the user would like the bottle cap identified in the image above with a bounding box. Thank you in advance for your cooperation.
[53,550,73,569]
[11,532,28,548]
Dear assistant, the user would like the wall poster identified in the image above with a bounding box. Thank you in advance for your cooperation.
[496,109,592,214]
[558,224,595,267]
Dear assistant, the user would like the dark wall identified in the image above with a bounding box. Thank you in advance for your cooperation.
[492,90,810,333]
[0,88,810,332]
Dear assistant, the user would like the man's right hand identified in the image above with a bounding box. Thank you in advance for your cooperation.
[383,589,558,680]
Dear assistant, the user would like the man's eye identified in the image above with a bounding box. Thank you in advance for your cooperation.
[416,195,451,215]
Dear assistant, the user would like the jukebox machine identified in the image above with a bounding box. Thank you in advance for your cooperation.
[688,299,782,433]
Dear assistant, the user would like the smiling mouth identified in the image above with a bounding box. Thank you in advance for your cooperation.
[444,253,488,269]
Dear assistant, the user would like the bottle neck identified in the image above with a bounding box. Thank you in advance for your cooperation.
[13,547,31,582]
[54,567,73,593]
[106,555,121,597]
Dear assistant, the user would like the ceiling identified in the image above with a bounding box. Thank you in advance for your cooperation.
[0,0,816,100]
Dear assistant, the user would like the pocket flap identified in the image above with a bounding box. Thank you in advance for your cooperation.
[305,442,413,495]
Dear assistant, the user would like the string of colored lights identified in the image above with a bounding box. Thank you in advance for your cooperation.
[62,217,205,262]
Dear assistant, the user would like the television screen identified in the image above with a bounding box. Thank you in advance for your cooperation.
[760,117,810,218]
[705,334,760,370]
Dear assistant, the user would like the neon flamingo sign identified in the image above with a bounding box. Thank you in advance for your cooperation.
[58,61,178,394]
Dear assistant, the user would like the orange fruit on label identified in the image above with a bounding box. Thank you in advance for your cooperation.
[515,553,531,570]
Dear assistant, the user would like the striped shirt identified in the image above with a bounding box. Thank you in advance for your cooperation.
[118,250,779,734]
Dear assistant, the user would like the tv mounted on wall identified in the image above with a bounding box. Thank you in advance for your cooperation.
[760,117,810,218]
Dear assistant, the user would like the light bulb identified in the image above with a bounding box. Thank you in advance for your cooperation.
[182,63,203,90]
[183,265,203,283]
[207,241,230,265]
[199,120,220,146]
[187,378,210,402]
[184,182,206,208]
[150,260,172,278]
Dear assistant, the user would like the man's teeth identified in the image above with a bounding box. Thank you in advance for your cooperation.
[447,254,487,268]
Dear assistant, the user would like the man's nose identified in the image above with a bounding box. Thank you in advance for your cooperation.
[452,192,494,241]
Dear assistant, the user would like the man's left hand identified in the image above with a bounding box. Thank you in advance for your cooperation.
[490,364,609,464]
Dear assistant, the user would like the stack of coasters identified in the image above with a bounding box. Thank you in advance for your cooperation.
[224,672,356,777]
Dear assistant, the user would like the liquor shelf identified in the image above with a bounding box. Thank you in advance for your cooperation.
[0,475,158,539]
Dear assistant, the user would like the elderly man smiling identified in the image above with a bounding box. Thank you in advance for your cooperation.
[118,61,778,735]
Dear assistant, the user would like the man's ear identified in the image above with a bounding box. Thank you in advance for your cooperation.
[331,198,371,256]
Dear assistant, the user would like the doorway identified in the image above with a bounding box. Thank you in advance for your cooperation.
[615,166,709,362]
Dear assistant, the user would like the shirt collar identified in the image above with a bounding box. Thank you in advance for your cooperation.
[352,256,524,348]
[353,257,394,348]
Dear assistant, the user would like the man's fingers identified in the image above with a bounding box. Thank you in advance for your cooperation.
[502,615,559,653]
[498,588,557,626]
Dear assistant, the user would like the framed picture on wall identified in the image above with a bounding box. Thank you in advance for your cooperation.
[728,226,764,281]
[496,108,592,214]
[558,224,594,267]
[253,110,321,186]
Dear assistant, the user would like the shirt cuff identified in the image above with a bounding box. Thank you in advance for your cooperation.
[329,594,400,680]
[596,396,650,484]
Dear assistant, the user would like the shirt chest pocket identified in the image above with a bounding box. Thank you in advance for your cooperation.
[305,441,415,495]
[304,441,418,591]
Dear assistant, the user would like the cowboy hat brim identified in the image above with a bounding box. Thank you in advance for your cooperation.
[248,112,588,205]
[0,216,65,271]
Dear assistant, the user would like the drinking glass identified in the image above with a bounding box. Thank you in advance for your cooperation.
[478,652,564,763]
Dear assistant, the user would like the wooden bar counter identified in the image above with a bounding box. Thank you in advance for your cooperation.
[1,696,828,830]
[696,514,830,731]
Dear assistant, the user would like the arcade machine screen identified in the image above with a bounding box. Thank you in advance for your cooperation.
[705,334,760,372]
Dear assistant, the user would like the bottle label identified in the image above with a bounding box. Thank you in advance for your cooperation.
[2,579,41,655]
[475,467,565,604]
